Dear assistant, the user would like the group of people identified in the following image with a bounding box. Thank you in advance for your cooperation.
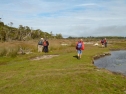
[38,38,49,53]
[101,38,107,47]
[37,37,107,60]
[75,38,108,60]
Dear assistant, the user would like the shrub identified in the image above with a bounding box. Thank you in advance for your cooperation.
[0,48,7,56]
[7,48,19,57]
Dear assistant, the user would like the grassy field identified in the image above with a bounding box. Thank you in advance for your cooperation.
[0,39,126,94]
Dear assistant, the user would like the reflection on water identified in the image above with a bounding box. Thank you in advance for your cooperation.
[94,50,126,76]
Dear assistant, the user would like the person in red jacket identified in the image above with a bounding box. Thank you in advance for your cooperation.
[43,39,49,53]
[76,39,85,59]
[101,38,104,47]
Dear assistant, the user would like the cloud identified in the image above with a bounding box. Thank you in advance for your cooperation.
[92,25,126,37]
[76,3,97,6]
[0,0,126,37]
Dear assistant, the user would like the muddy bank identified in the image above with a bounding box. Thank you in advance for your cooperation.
[30,55,59,60]
[92,52,111,64]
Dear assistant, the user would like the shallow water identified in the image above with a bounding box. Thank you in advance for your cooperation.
[94,50,126,76]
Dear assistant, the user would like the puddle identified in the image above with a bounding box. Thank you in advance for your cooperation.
[94,50,126,76]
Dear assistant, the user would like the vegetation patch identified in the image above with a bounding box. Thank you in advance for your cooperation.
[0,39,126,94]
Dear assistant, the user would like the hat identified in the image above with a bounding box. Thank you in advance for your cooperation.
[41,38,43,40]
[80,39,83,41]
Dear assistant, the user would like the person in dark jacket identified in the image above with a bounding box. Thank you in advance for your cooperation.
[43,39,49,53]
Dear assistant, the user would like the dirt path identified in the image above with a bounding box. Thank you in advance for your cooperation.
[30,55,59,60]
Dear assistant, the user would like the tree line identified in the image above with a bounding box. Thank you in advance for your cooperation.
[1,21,125,42]
[0,21,63,42]
[67,36,126,40]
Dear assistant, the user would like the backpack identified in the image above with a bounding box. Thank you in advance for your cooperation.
[77,42,82,49]
[43,41,47,46]
[38,40,43,45]
[101,40,104,43]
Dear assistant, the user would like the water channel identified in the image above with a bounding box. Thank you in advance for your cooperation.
[94,50,126,76]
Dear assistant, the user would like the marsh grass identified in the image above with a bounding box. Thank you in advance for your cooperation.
[0,41,37,57]
[7,48,19,57]
[0,39,126,94]
[0,48,7,56]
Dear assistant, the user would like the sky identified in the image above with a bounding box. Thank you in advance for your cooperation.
[0,0,126,38]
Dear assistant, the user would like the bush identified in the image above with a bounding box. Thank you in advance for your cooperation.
[7,48,19,57]
[0,48,7,56]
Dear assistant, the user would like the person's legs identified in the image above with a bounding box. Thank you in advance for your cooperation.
[43,46,46,52]
[40,45,42,52]
[47,46,49,52]
[38,45,41,52]
[43,46,48,53]
[77,50,82,59]
[79,50,82,59]
[45,46,48,53]
[77,53,79,59]
[41,46,43,52]
[77,50,80,59]
[102,44,104,48]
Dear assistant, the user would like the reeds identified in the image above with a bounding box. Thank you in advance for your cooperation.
[0,40,37,57]
[0,39,84,57]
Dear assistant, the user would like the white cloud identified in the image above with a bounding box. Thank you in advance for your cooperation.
[92,25,126,37]
[0,0,126,37]
[76,3,97,6]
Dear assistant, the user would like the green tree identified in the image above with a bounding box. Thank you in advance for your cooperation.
[55,34,63,39]
[0,22,4,41]
[18,25,25,41]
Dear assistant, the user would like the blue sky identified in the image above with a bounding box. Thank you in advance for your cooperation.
[0,0,126,37]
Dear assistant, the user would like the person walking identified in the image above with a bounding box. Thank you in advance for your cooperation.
[43,39,49,53]
[101,39,104,48]
[76,39,85,59]
[104,38,107,47]
[38,38,44,52]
